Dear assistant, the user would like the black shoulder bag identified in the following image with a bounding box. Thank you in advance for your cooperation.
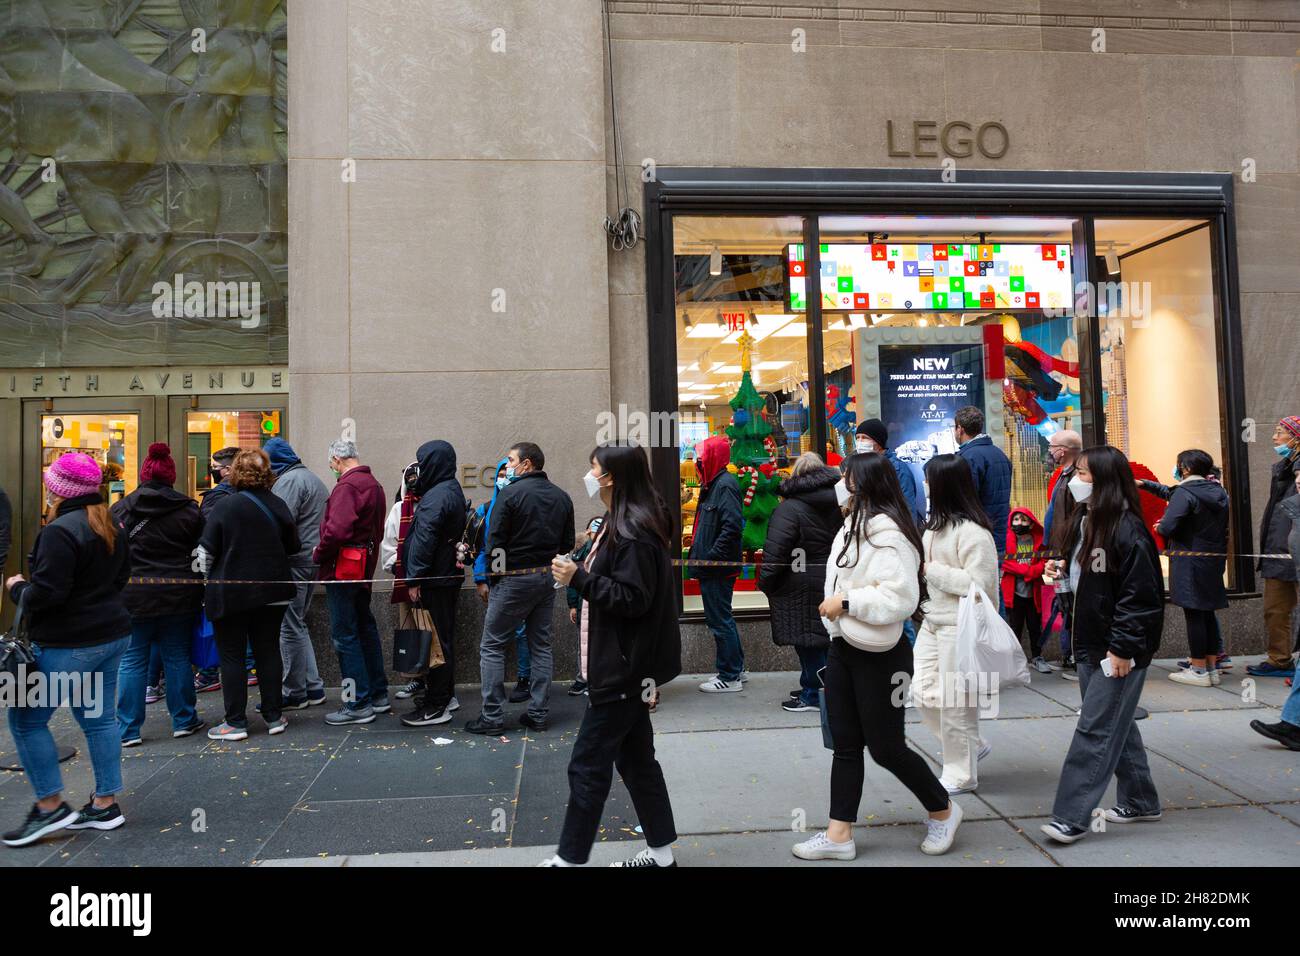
[0,593,36,679]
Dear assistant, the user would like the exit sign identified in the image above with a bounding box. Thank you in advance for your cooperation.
[721,311,747,331]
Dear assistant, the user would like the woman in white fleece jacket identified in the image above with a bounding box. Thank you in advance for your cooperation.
[792,453,962,862]
[917,454,1000,794]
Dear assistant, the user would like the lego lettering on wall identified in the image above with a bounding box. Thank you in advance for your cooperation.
[886,120,1010,160]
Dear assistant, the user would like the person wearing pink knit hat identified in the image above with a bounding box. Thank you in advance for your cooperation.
[3,452,133,846]
[1250,417,1300,678]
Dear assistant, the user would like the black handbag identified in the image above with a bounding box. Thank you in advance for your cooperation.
[817,665,834,752]
[0,595,35,679]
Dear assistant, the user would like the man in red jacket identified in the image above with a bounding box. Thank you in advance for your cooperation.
[313,440,389,725]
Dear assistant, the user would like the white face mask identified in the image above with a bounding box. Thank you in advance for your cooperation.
[1067,475,1093,503]
[834,478,851,508]
[584,472,604,499]
[854,437,877,454]
[495,475,509,490]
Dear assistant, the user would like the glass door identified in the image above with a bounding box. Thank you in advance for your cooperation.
[168,395,288,501]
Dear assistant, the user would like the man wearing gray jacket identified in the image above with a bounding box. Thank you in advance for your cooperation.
[266,438,330,707]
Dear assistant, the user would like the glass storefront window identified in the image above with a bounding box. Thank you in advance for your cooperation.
[185,409,282,499]
[675,215,804,613]
[1092,218,1227,584]
[41,414,139,509]
[814,215,1079,530]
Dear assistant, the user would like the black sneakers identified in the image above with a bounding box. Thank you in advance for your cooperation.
[1103,805,1163,824]
[1040,820,1088,844]
[1250,719,1300,751]
[508,677,532,704]
[465,717,506,735]
[568,680,589,697]
[401,705,453,727]
[67,801,125,831]
[2,802,77,847]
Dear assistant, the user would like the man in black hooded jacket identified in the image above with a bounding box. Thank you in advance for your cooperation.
[401,440,467,725]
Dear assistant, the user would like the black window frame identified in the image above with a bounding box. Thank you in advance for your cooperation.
[645,167,1250,621]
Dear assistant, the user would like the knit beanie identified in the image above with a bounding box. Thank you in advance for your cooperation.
[1280,416,1300,444]
[44,452,105,500]
[855,418,889,449]
[140,442,177,485]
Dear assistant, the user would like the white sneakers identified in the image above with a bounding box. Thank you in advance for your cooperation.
[698,676,743,693]
[1170,668,1213,687]
[792,830,857,861]
[920,800,963,855]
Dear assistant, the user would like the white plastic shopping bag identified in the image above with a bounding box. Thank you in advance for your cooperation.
[954,582,1032,690]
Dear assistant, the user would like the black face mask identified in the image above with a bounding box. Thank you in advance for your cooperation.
[210,468,223,484]
[1011,523,1030,533]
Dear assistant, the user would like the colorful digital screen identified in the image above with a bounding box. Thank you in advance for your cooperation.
[785,242,1074,312]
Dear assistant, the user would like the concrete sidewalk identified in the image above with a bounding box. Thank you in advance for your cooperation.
[1,658,1296,867]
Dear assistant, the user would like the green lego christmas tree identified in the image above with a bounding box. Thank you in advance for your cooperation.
[725,327,782,552]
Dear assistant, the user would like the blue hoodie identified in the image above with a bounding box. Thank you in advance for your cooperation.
[263,437,301,476]
[472,457,510,585]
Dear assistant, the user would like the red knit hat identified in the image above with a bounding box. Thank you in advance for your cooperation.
[140,442,177,485]
[1280,417,1300,443]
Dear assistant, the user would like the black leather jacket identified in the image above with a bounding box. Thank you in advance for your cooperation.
[1069,508,1165,669]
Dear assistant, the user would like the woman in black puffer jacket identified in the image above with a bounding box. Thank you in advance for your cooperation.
[759,453,843,713]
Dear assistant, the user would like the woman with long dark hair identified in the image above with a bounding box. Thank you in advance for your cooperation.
[1041,446,1165,844]
[792,453,962,861]
[544,443,682,867]
[915,454,999,794]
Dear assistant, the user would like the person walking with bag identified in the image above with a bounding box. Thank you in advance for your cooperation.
[792,453,962,861]
[265,438,330,709]
[914,454,1000,795]
[758,452,841,713]
[3,453,132,844]
[198,450,300,741]
[314,440,389,725]
[1155,450,1229,688]
[400,440,467,727]
[1041,446,1164,844]
[111,443,206,746]
[543,443,682,867]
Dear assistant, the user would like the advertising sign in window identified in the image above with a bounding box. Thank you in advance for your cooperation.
[786,242,1073,312]
[878,343,985,467]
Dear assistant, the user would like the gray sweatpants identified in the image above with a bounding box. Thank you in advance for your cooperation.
[479,573,555,723]
[280,564,324,699]
[1051,655,1160,830]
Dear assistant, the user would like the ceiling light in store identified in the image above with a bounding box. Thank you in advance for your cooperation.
[771,321,807,337]
[709,244,722,276]
[681,311,694,330]
[849,313,868,328]
[918,318,929,327]
[686,324,729,339]
[692,394,719,401]
[678,381,696,389]
[755,361,792,370]
[1105,251,1121,275]
[714,364,742,374]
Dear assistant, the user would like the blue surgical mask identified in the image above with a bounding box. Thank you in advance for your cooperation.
[495,475,509,490]
[505,467,518,480]
[1275,444,1293,458]
[1172,466,1181,482]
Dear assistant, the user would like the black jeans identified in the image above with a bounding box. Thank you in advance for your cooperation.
[418,587,459,713]
[1007,592,1044,658]
[558,697,677,864]
[1184,607,1219,659]
[213,605,288,728]
[825,638,948,822]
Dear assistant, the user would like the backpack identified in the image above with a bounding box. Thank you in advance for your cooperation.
[460,501,487,561]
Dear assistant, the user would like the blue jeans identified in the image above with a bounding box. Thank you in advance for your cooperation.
[325,583,388,710]
[699,576,744,681]
[515,623,530,680]
[117,613,199,739]
[902,618,917,647]
[1282,673,1300,727]
[147,643,163,687]
[8,637,129,801]
[795,645,827,706]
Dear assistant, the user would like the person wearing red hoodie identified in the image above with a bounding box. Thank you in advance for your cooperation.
[314,440,389,725]
[687,435,746,692]
[1002,507,1053,674]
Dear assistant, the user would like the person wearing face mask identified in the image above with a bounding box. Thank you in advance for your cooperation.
[1251,467,1300,750]
[1002,507,1053,674]
[469,442,574,734]
[400,441,467,727]
[792,453,962,861]
[1150,451,1230,688]
[855,419,924,526]
[1040,446,1164,845]
[383,461,425,702]
[688,434,747,693]
[314,440,389,725]
[1043,429,1083,679]
[1247,417,1300,678]
[543,443,681,867]
[471,458,533,705]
